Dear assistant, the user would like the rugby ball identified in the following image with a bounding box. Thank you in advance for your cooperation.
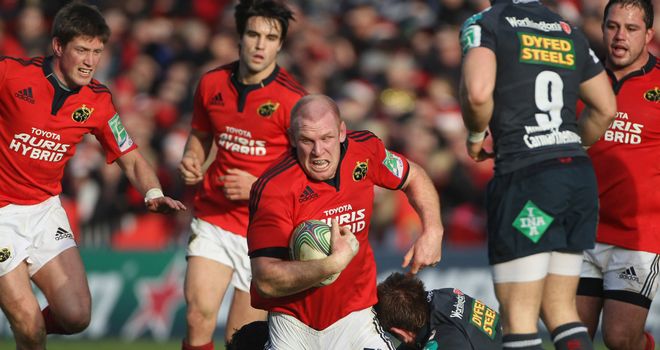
[289,220,340,286]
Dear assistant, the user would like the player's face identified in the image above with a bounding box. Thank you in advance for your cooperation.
[239,16,283,82]
[52,35,104,88]
[603,4,654,72]
[292,112,347,182]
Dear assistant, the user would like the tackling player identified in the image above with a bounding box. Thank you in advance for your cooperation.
[247,94,444,349]
[577,0,660,349]
[0,3,185,349]
[177,0,305,348]
[459,0,617,348]
[375,272,503,350]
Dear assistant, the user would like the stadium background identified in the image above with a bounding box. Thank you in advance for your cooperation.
[0,0,659,347]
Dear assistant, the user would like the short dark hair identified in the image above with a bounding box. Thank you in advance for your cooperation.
[234,0,295,42]
[52,2,111,46]
[375,273,430,334]
[226,321,269,350]
[603,0,654,29]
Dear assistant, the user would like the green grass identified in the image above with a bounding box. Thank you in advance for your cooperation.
[0,339,610,349]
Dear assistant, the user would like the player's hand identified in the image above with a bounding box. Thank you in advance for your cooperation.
[145,196,187,214]
[178,153,204,185]
[466,139,494,162]
[402,227,443,274]
[328,219,359,273]
[219,168,257,201]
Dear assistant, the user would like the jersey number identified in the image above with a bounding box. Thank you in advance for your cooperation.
[534,71,564,130]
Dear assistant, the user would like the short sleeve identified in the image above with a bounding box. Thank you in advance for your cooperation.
[366,136,410,190]
[92,105,137,164]
[574,29,604,83]
[247,182,294,256]
[460,8,497,54]
[191,79,212,132]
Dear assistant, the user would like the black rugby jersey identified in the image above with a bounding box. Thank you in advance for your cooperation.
[460,0,603,174]
[412,289,502,350]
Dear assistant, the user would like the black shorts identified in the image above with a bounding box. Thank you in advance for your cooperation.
[486,157,598,265]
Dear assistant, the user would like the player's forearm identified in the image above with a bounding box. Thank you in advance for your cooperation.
[403,162,444,235]
[459,85,493,133]
[251,257,341,298]
[577,71,617,146]
[182,129,212,161]
[118,151,162,194]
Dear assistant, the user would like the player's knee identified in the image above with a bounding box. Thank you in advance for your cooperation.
[186,305,217,326]
[12,314,46,346]
[60,306,91,333]
[602,326,640,350]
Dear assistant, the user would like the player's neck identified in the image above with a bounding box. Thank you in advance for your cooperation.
[608,51,651,81]
[238,62,277,85]
[48,58,74,92]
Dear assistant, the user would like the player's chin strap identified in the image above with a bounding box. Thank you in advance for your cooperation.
[144,188,164,203]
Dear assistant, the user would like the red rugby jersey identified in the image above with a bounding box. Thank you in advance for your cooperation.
[191,61,305,236]
[587,55,660,253]
[247,130,410,330]
[0,56,136,207]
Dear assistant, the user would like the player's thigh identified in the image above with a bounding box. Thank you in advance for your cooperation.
[541,272,581,331]
[225,289,267,340]
[347,308,395,350]
[184,256,233,310]
[0,262,42,327]
[493,258,545,333]
[32,247,91,315]
[601,299,649,340]
[268,312,319,350]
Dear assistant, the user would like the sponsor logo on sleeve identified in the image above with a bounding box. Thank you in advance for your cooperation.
[257,101,280,117]
[108,114,134,152]
[460,25,482,54]
[518,33,575,69]
[352,160,368,181]
[72,104,94,123]
[382,150,404,179]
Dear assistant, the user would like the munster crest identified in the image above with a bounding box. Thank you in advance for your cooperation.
[72,104,94,123]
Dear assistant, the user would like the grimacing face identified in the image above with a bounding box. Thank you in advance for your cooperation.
[603,4,654,74]
[52,35,104,88]
[239,16,283,83]
[291,110,347,182]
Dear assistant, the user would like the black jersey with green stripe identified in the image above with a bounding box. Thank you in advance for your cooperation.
[460,0,603,174]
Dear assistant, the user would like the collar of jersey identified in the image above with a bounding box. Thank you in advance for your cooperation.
[42,56,81,93]
[230,61,280,90]
[606,53,657,85]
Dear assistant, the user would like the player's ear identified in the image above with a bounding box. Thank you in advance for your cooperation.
[52,37,63,57]
[389,327,415,344]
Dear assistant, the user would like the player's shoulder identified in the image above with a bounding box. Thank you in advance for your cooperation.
[346,130,384,153]
[200,61,236,82]
[0,56,44,74]
[272,66,307,98]
[86,79,112,96]
[250,152,299,205]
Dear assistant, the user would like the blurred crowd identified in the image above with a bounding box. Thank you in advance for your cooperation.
[1,0,658,251]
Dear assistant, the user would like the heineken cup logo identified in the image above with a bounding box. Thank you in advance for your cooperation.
[512,200,554,243]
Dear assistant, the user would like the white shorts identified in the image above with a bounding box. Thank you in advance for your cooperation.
[266,307,394,350]
[581,243,660,300]
[186,218,251,292]
[0,196,77,277]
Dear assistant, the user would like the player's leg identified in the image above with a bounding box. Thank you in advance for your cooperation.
[268,312,318,350]
[184,256,232,348]
[599,248,659,350]
[224,289,267,342]
[325,307,394,350]
[492,254,546,350]
[576,244,610,338]
[31,247,91,334]
[0,262,46,349]
[27,197,89,335]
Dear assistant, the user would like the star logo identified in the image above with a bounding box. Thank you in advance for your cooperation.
[120,259,185,340]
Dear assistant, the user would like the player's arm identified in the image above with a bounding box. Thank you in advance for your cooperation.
[577,71,617,146]
[400,161,444,274]
[178,128,212,185]
[251,220,358,298]
[459,47,496,161]
[116,150,186,213]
